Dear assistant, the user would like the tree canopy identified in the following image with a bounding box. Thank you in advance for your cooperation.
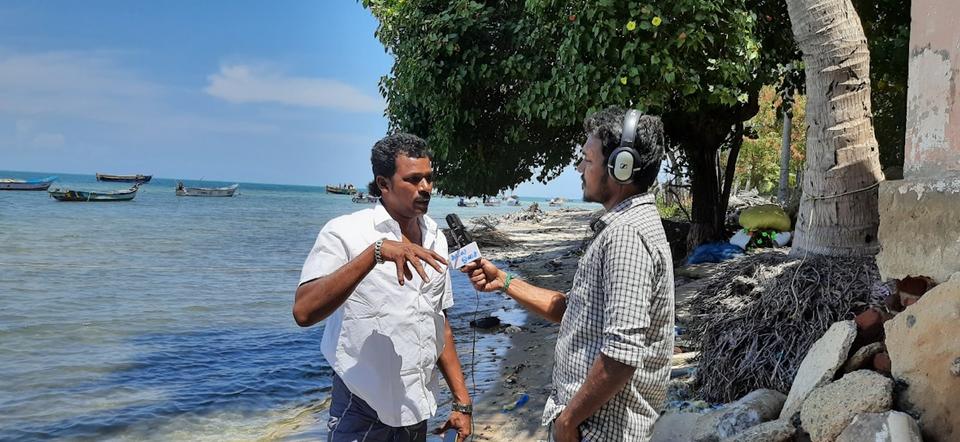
[363,0,796,198]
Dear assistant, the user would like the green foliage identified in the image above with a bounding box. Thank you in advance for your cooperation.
[737,85,807,193]
[852,0,909,169]
[363,0,797,197]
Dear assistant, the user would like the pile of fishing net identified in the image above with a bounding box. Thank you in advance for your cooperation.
[684,251,882,403]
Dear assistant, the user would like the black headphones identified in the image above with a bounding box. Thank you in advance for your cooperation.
[607,109,642,184]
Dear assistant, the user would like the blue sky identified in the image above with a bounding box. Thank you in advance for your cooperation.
[0,1,584,198]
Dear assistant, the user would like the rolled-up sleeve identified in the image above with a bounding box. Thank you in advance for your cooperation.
[600,225,655,368]
[299,222,349,286]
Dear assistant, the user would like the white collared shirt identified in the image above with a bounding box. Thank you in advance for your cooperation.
[299,202,453,427]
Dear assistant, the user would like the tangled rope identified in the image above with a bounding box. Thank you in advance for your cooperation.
[683,251,881,402]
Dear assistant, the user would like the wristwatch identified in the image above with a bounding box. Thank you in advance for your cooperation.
[451,401,473,415]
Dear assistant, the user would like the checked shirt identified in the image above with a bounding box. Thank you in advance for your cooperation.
[542,193,675,441]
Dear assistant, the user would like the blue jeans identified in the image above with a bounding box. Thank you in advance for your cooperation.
[327,375,427,442]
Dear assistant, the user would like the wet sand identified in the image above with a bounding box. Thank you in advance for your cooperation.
[464,207,598,442]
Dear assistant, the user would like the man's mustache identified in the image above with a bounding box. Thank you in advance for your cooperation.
[416,195,431,203]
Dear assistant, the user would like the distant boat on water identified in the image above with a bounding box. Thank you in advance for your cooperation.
[96,173,152,183]
[49,184,141,202]
[351,194,378,204]
[176,182,239,197]
[457,197,478,207]
[505,195,521,206]
[0,176,58,191]
[326,185,357,195]
[482,196,501,207]
[548,197,566,207]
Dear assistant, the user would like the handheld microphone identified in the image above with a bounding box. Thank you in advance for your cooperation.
[446,213,481,269]
[445,213,474,249]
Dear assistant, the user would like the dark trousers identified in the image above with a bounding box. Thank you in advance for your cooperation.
[327,375,428,442]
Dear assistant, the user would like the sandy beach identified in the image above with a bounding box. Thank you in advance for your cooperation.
[460,207,599,441]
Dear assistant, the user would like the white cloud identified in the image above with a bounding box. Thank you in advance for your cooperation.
[0,50,275,134]
[204,64,384,112]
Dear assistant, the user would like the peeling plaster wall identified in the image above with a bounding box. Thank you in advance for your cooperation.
[904,0,960,178]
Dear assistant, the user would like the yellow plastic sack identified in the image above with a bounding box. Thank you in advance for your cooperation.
[739,204,791,232]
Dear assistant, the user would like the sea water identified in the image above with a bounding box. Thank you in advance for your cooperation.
[0,171,592,441]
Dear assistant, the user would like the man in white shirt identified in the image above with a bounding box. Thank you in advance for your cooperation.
[294,134,472,442]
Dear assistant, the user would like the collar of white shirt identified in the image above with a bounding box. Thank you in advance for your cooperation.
[373,201,438,249]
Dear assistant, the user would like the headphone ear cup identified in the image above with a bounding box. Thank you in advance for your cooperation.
[608,148,636,183]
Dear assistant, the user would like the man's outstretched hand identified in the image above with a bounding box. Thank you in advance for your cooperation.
[378,240,447,285]
[460,258,505,292]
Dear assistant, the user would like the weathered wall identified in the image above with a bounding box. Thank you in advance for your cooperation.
[880,0,960,283]
[878,179,960,282]
[904,0,960,178]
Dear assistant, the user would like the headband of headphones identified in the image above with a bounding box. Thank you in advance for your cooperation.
[620,109,640,149]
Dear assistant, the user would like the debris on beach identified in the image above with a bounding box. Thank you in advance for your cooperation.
[666,260,957,440]
[469,316,502,329]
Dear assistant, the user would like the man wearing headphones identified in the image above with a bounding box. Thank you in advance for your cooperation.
[462,107,674,441]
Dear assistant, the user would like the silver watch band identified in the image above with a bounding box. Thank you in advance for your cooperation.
[374,239,385,264]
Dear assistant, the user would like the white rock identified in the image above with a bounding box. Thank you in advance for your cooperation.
[836,411,922,442]
[780,320,858,420]
[800,370,893,442]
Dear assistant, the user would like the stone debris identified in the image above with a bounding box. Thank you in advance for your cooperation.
[719,419,795,442]
[842,342,886,374]
[836,411,923,442]
[779,320,857,420]
[652,388,786,442]
[799,370,893,442]
[885,272,960,441]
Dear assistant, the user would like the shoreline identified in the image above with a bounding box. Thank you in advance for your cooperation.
[464,206,599,441]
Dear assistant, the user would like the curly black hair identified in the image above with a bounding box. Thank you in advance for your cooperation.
[583,106,665,191]
[368,133,432,197]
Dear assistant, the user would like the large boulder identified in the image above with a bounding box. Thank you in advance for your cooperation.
[653,389,787,442]
[650,411,700,442]
[713,389,787,439]
[780,321,858,420]
[836,411,923,442]
[799,370,893,442]
[720,419,795,442]
[885,271,960,441]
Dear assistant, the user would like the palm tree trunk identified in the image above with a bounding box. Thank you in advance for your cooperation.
[786,0,884,256]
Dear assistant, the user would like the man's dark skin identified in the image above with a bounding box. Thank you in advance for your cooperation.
[293,153,472,441]
[462,135,640,442]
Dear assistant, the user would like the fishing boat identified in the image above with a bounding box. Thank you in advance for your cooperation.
[548,197,566,207]
[96,173,152,183]
[0,176,58,191]
[482,196,501,207]
[49,184,141,202]
[326,185,357,195]
[505,195,521,206]
[457,197,478,207]
[176,182,239,197]
[351,193,379,204]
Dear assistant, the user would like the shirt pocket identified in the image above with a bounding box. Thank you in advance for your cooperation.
[420,270,447,312]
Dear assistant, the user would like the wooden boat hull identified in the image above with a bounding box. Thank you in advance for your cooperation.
[176,184,238,197]
[49,185,139,202]
[0,176,57,191]
[326,185,357,195]
[96,173,152,183]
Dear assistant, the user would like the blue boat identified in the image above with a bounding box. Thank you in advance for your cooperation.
[0,176,58,191]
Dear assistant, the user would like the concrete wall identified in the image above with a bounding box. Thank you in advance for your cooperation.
[904,0,960,178]
[879,0,960,282]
